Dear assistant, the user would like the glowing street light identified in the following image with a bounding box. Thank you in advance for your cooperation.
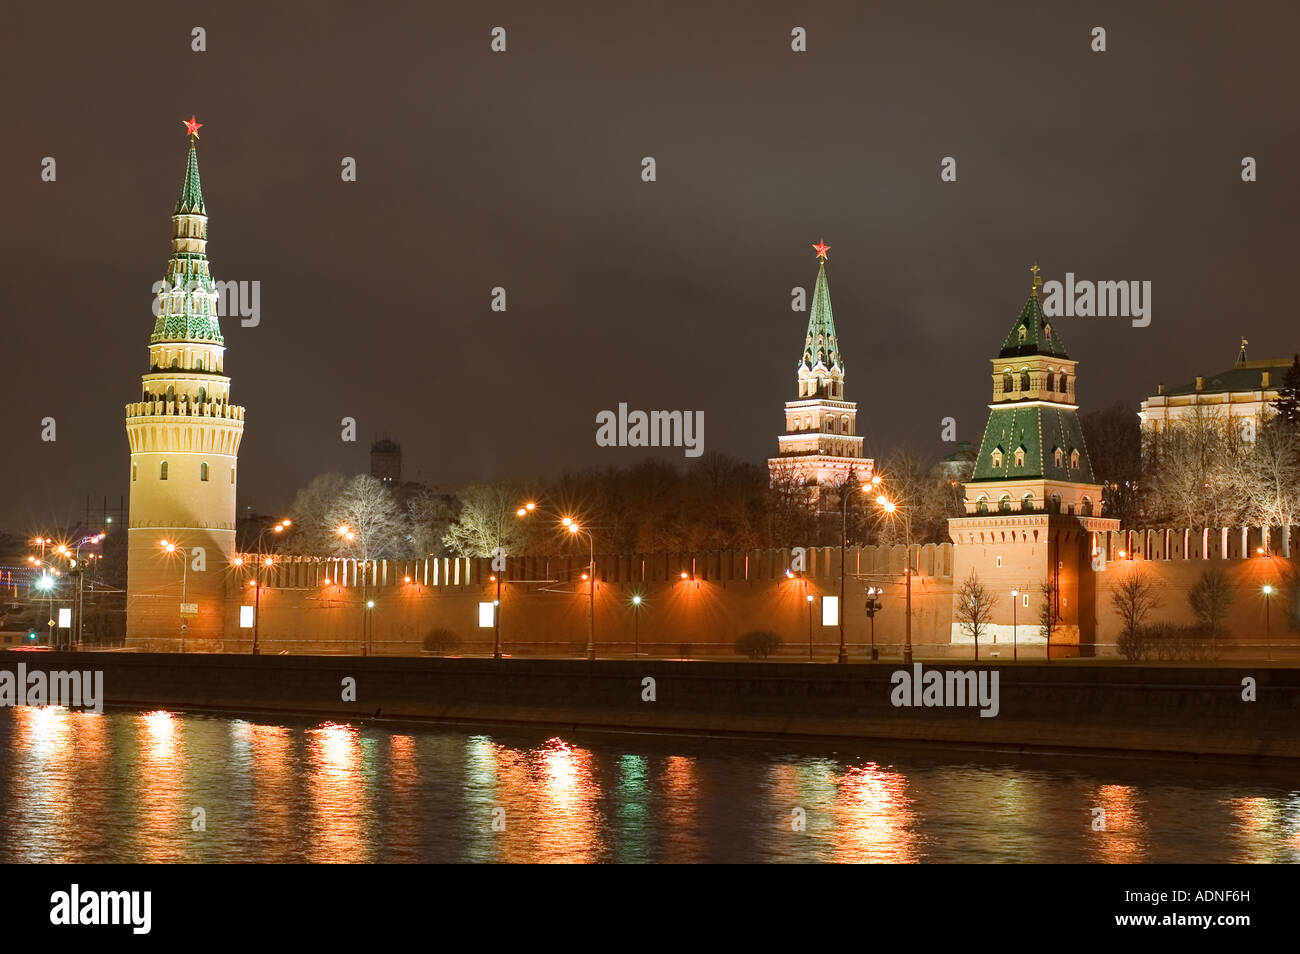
[1263,584,1274,635]
[520,503,596,659]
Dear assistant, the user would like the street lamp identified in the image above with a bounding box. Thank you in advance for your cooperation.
[1010,588,1019,661]
[874,486,915,665]
[520,503,596,660]
[159,538,188,652]
[335,523,369,655]
[631,594,643,656]
[1263,584,1274,636]
[865,586,882,660]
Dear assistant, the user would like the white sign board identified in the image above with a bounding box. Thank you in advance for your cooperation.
[821,595,839,626]
[239,605,255,629]
[179,602,199,618]
[57,608,72,629]
[478,601,496,628]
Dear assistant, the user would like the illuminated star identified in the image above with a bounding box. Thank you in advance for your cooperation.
[812,240,830,261]
[183,115,203,138]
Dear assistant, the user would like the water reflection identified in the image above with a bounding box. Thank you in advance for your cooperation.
[0,707,1298,863]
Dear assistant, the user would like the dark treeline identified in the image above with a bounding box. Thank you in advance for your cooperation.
[277,448,969,561]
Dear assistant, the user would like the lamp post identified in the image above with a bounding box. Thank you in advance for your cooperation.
[518,503,596,660]
[1263,584,1273,636]
[865,586,882,661]
[874,487,914,665]
[334,524,369,655]
[160,539,188,652]
[631,594,642,656]
[1010,588,1019,661]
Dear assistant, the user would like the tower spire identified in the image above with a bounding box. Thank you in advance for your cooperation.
[801,244,841,373]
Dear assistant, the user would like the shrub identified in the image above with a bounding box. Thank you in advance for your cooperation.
[734,630,783,660]
[1118,623,1217,662]
[422,628,462,655]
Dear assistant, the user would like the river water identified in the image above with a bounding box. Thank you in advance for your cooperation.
[0,706,1296,863]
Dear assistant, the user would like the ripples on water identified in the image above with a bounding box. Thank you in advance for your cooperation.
[0,706,1297,863]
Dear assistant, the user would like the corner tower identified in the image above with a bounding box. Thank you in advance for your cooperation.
[768,242,872,489]
[124,118,245,650]
[948,266,1118,651]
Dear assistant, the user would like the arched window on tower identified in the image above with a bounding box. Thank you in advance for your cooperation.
[1053,447,1064,468]
[976,496,989,515]
[200,462,210,482]
[132,463,137,482]
[1045,371,1055,392]
[1018,325,1027,344]
[1081,496,1094,516]
[1022,492,1035,511]
[197,387,207,405]
[1059,372,1069,394]
[1070,450,1080,470]
[165,385,176,403]
[1049,493,1061,513]
[991,449,1003,468]
[999,494,1012,513]
[1003,370,1013,395]
[1019,370,1031,391]
[841,414,850,432]
[1014,447,1026,468]
[159,461,168,481]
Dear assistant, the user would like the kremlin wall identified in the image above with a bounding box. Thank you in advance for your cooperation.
[123,529,1294,657]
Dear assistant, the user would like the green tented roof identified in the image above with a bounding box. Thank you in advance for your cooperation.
[999,292,1069,359]
[800,262,842,372]
[174,142,206,216]
[969,405,1095,483]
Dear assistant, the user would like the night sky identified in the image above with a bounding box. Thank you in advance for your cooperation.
[3,0,1297,531]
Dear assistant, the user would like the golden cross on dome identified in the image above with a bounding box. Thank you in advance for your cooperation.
[1030,263,1042,295]
[812,240,830,261]
[183,115,203,139]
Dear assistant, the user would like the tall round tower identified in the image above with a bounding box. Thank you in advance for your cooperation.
[125,119,245,650]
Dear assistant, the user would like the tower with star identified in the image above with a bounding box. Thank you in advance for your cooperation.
[768,242,872,491]
[124,118,246,650]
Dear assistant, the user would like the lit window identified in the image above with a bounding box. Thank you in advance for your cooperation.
[1014,447,1025,467]
[160,461,168,480]
[1070,450,1080,469]
[991,449,1003,468]
[1053,448,1063,468]
[996,556,1003,568]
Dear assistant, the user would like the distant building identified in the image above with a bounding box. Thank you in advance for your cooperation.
[370,437,402,487]
[1139,340,1293,450]
[768,244,873,490]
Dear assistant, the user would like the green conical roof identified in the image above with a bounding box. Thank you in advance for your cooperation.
[999,289,1068,359]
[151,140,222,345]
[800,262,842,372]
[174,142,206,215]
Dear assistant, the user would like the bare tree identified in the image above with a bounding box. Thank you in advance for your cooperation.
[326,475,411,561]
[1241,418,1300,553]
[407,489,458,557]
[954,570,1000,661]
[1081,402,1144,524]
[441,483,530,558]
[1188,566,1234,638]
[286,472,349,554]
[1110,564,1162,645]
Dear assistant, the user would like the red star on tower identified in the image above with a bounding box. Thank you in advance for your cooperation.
[812,240,830,261]
[183,115,203,139]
